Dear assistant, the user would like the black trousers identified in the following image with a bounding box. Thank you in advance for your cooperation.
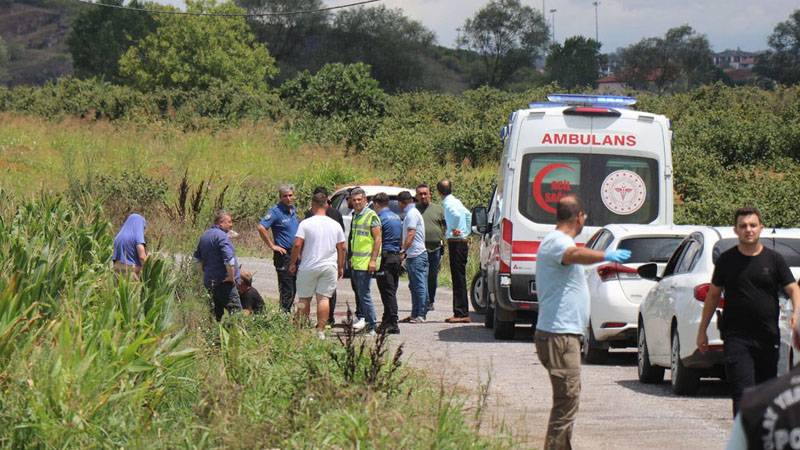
[273,251,296,312]
[209,281,242,321]
[724,334,780,416]
[377,253,402,325]
[327,290,337,324]
[448,240,469,318]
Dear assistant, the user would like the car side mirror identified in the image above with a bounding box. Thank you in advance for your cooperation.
[637,263,660,281]
[472,206,489,235]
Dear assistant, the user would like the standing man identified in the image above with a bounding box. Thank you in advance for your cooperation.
[348,187,382,334]
[399,191,428,323]
[194,210,244,321]
[257,184,299,313]
[289,192,346,339]
[697,207,800,416]
[437,179,472,324]
[304,186,345,326]
[416,183,446,312]
[373,193,402,334]
[535,195,630,450]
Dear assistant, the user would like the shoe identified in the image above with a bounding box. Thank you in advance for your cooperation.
[352,317,366,331]
[426,302,435,311]
[410,317,426,323]
[317,331,326,340]
[445,316,471,323]
[366,329,377,337]
[385,324,400,334]
[399,316,413,323]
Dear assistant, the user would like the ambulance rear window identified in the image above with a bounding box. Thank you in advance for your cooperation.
[518,153,659,226]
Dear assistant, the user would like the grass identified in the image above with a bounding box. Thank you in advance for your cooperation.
[0,192,517,448]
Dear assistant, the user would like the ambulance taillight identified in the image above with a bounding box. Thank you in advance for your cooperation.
[500,218,513,274]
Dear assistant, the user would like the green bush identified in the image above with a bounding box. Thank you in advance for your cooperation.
[281,63,388,118]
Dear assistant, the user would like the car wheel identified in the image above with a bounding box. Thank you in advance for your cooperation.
[671,328,700,395]
[582,322,609,364]
[470,273,488,313]
[493,309,515,340]
[637,323,665,383]
[484,303,494,329]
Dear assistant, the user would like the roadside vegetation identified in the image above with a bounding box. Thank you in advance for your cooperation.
[0,193,514,448]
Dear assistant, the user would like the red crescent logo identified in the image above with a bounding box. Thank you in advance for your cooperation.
[532,163,575,214]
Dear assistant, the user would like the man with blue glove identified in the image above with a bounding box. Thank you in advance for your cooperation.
[534,195,630,450]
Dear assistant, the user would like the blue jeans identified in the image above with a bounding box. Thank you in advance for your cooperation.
[352,270,377,330]
[426,247,442,305]
[406,253,429,319]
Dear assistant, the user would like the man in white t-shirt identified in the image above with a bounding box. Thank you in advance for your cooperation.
[289,192,346,339]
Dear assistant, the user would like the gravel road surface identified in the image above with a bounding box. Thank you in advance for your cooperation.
[239,256,731,449]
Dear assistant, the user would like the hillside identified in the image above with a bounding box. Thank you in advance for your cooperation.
[0,1,73,85]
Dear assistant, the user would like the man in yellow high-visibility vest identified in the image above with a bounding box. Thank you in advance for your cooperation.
[348,187,382,334]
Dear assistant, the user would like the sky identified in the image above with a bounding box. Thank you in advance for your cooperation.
[160,0,799,53]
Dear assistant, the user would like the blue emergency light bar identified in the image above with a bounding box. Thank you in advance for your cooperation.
[542,94,637,107]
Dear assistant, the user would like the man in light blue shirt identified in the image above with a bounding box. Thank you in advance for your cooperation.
[534,195,630,450]
[398,191,428,322]
[437,179,472,323]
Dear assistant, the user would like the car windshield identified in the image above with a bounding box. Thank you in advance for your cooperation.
[518,153,659,226]
[618,237,685,263]
[713,237,800,267]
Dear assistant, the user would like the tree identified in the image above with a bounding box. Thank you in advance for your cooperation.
[617,25,719,92]
[119,0,276,92]
[235,0,329,63]
[329,6,436,92]
[754,9,800,85]
[545,36,604,89]
[67,0,156,82]
[456,0,549,88]
[280,62,386,117]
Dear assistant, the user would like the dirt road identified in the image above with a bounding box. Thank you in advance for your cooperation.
[239,256,731,449]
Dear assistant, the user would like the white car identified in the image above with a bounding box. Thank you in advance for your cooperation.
[329,185,415,239]
[582,224,701,363]
[637,227,800,395]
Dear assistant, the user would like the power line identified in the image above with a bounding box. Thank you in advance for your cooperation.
[74,0,383,17]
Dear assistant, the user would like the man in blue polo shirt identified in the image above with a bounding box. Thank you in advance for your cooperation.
[373,193,402,334]
[257,184,300,313]
[194,210,243,321]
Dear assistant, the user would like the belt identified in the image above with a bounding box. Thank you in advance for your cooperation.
[383,251,401,255]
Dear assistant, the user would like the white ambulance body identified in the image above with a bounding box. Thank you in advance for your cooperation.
[477,94,674,340]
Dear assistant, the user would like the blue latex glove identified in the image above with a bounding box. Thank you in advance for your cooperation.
[604,248,631,263]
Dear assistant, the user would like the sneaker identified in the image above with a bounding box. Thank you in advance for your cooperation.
[317,331,326,340]
[445,316,471,324]
[352,317,367,331]
[426,302,435,311]
[410,317,426,323]
[385,324,400,334]
[366,329,377,337]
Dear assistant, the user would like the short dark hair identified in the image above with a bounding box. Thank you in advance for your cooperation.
[436,179,452,196]
[416,183,430,191]
[349,187,365,198]
[372,192,389,206]
[311,192,328,209]
[556,196,584,223]
[734,207,762,225]
[397,191,414,203]
[312,186,329,197]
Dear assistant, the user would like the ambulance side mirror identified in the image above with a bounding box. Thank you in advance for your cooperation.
[472,206,489,235]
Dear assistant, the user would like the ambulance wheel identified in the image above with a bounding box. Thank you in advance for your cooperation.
[470,273,488,314]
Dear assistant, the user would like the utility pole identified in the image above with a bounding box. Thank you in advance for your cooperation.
[593,1,599,43]
[550,8,557,43]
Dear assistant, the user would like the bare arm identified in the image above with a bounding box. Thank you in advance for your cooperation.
[336,242,346,279]
[784,283,800,329]
[257,223,285,255]
[288,237,304,275]
[369,225,382,273]
[136,244,148,264]
[696,284,723,352]
[561,247,606,265]
[402,228,416,253]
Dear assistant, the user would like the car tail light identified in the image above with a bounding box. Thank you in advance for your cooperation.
[499,218,512,274]
[694,283,725,308]
[563,106,621,117]
[596,263,638,282]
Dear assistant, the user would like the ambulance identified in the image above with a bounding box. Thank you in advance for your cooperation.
[472,94,675,340]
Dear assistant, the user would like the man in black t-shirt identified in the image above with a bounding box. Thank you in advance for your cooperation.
[697,207,800,416]
[303,186,345,325]
[238,271,264,314]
